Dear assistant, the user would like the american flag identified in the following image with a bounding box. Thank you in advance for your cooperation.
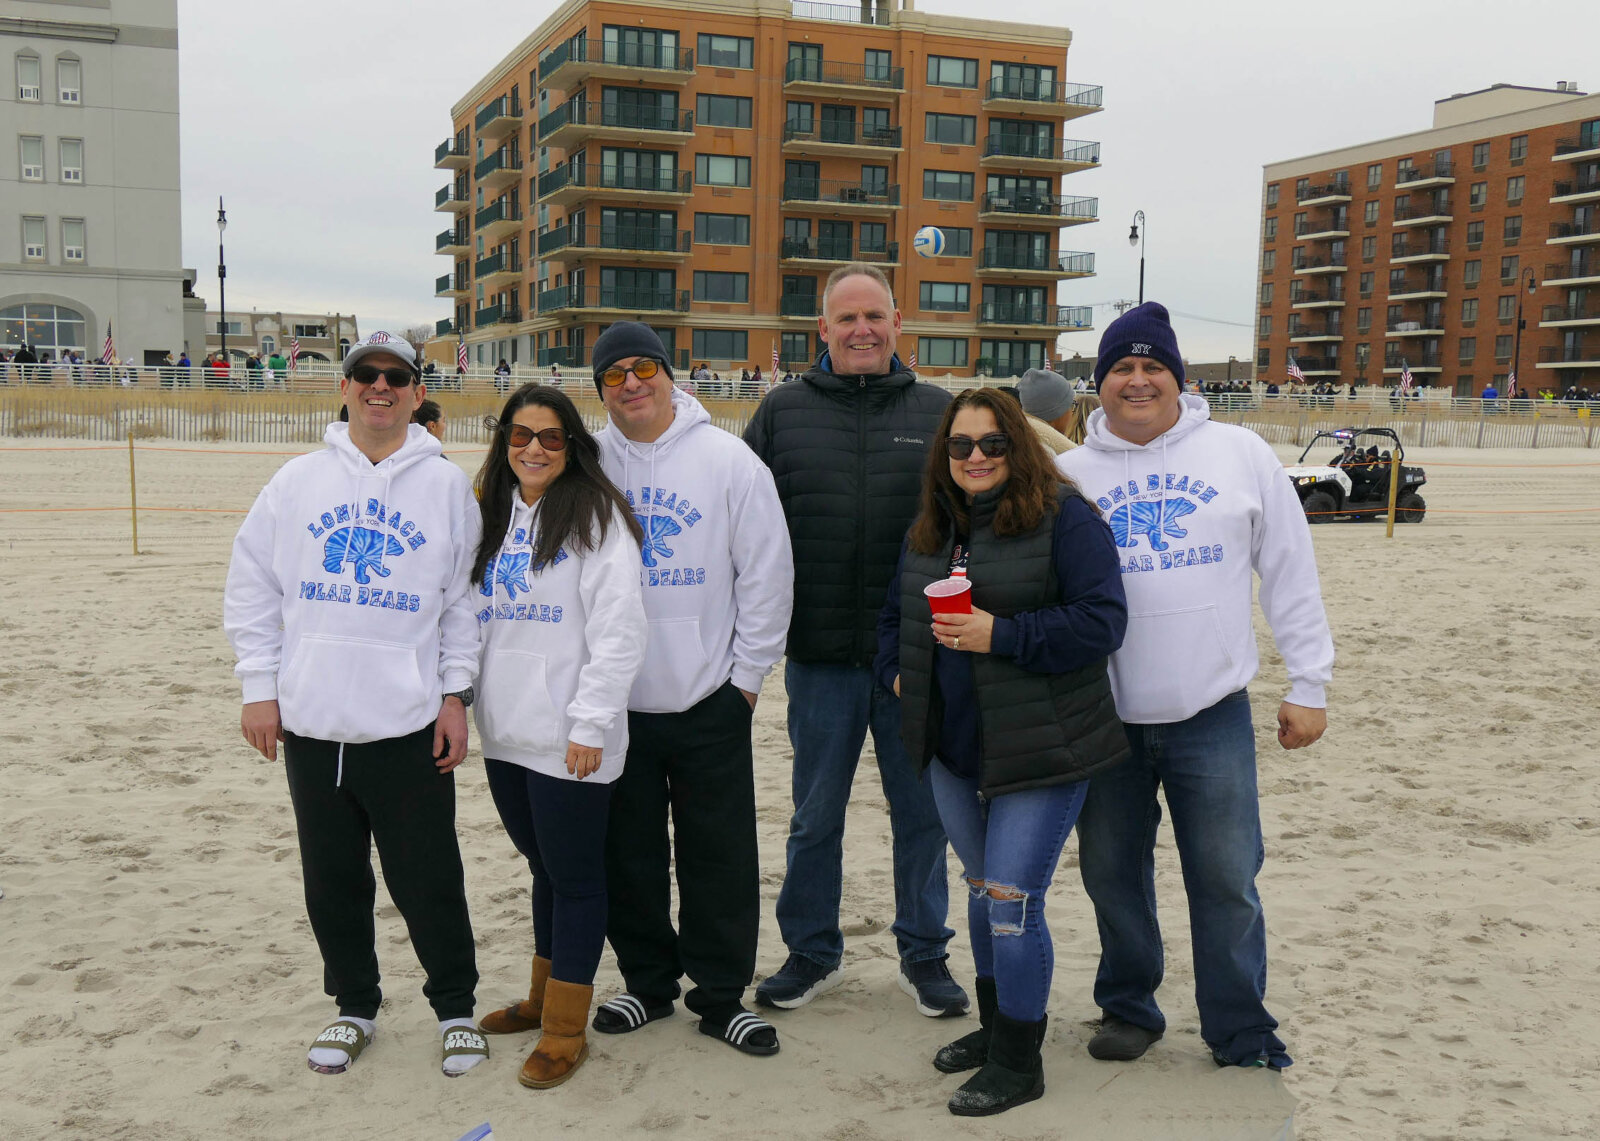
[771,340,780,379]
[1505,369,1516,396]
[908,350,918,371]
[100,322,115,365]
[1286,356,1306,384]
[1399,360,1414,395]
[457,339,469,372]
[289,336,301,371]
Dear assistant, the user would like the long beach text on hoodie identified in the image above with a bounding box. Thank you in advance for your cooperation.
[223,423,482,744]
[596,386,794,714]
[1055,394,1333,725]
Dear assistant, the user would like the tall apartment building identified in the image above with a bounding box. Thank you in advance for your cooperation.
[1,0,187,364]
[1259,83,1600,397]
[434,0,1100,377]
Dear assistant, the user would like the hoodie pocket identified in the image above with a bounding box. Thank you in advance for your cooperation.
[477,649,560,754]
[1111,605,1235,720]
[640,616,708,679]
[280,634,428,727]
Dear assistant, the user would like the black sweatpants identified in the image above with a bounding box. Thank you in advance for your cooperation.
[604,681,759,1018]
[284,724,478,1021]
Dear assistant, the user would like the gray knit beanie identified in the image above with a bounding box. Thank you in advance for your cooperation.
[1018,368,1075,423]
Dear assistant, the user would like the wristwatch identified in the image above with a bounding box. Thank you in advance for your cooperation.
[443,687,475,708]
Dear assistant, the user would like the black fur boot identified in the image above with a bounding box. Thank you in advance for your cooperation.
[933,976,996,1073]
[947,1012,1046,1117]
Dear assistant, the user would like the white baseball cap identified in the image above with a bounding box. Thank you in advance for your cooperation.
[342,331,419,376]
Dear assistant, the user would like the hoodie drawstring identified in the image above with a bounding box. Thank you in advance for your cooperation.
[335,742,345,788]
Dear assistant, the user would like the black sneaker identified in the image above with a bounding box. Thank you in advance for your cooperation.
[1086,1014,1163,1061]
[898,955,970,1018]
[754,954,844,1009]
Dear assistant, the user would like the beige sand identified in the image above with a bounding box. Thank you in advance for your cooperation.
[1,439,1596,1140]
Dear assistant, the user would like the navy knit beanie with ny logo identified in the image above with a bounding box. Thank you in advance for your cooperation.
[1093,301,1185,390]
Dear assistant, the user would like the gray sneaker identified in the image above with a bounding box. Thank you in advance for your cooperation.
[755,953,844,1009]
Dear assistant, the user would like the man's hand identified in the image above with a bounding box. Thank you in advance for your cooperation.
[565,741,602,779]
[739,687,758,711]
[434,696,469,772]
[1277,702,1326,750]
[932,606,996,654]
[241,700,284,761]
[893,674,901,698]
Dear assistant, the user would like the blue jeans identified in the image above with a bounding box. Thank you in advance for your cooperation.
[776,660,954,967]
[929,761,1087,1022]
[1076,690,1290,1067]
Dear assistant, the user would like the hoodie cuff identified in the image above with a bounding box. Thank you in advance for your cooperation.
[729,663,766,695]
[989,617,1018,658]
[240,672,278,704]
[568,719,606,749]
[1284,681,1327,710]
[439,668,474,695]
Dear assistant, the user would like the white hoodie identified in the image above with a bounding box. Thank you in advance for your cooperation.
[223,423,482,742]
[596,387,794,714]
[473,496,647,784]
[1056,394,1334,724]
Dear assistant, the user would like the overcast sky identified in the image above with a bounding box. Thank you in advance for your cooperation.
[176,0,1597,363]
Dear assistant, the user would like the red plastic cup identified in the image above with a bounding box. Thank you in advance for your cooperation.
[925,577,972,616]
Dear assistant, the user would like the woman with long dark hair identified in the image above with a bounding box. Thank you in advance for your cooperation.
[470,384,647,1090]
[875,387,1129,1116]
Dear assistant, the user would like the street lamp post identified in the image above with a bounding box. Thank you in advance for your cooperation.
[1227,355,1237,385]
[216,198,228,386]
[1128,210,1146,305]
[1510,267,1537,400]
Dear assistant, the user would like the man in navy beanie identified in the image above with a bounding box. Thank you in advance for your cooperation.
[1058,300,1334,1071]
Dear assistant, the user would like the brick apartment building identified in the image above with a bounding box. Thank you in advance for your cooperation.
[432,0,1101,377]
[1258,83,1600,397]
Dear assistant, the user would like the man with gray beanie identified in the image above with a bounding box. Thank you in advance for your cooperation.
[1017,367,1077,455]
[587,321,795,1056]
[1057,301,1333,1071]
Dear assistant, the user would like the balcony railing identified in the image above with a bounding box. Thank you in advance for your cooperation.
[1385,351,1443,368]
[474,251,521,279]
[436,182,467,207]
[1396,161,1454,184]
[1294,356,1341,372]
[537,285,691,314]
[1542,302,1600,322]
[1545,257,1598,281]
[1296,219,1350,238]
[537,163,693,199]
[790,0,892,25]
[474,95,521,133]
[1550,220,1600,240]
[781,177,900,207]
[435,138,467,165]
[779,295,819,317]
[538,101,694,142]
[1553,177,1600,198]
[1539,344,1599,363]
[783,57,904,91]
[1292,254,1347,270]
[979,192,1097,221]
[978,302,1094,328]
[1296,180,1351,202]
[978,249,1095,274]
[537,38,696,77]
[435,273,461,295]
[474,200,522,231]
[1393,202,1452,221]
[781,121,902,149]
[436,227,467,250]
[435,318,455,337]
[1386,318,1444,333]
[537,223,691,257]
[1392,238,1450,258]
[1555,134,1600,156]
[536,345,589,368]
[475,151,521,180]
[780,237,899,263]
[983,77,1103,111]
[475,303,521,326]
[982,136,1100,165]
[1290,287,1345,304]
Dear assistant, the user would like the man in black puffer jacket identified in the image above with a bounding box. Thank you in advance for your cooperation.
[743,263,967,1019]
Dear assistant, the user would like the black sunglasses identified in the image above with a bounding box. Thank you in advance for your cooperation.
[600,358,661,387]
[346,364,417,388]
[945,433,1011,460]
[505,424,569,451]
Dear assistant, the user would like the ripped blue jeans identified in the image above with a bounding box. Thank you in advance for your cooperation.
[927,760,1088,1022]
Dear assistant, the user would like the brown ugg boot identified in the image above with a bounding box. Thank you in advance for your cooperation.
[518,979,593,1089]
[480,956,551,1035]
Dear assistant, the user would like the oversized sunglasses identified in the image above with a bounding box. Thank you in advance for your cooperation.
[945,433,1011,460]
[505,424,569,451]
[599,358,661,387]
[346,364,417,388]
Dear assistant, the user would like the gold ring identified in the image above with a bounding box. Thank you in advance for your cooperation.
[953,636,961,650]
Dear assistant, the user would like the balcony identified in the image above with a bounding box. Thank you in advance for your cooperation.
[435,273,468,299]
[538,101,695,150]
[1296,181,1352,206]
[537,222,692,261]
[474,251,523,290]
[1537,343,1600,368]
[537,38,696,89]
[435,227,470,257]
[537,345,589,368]
[1391,238,1451,263]
[1551,177,1600,205]
[976,248,1095,277]
[1388,280,1448,301]
[434,138,469,170]
[1292,254,1347,275]
[780,177,900,214]
[1384,319,1446,337]
[1295,219,1349,241]
[435,318,455,337]
[474,95,522,147]
[1290,287,1345,308]
[1553,135,1600,164]
[779,237,900,266]
[790,0,892,25]
[1548,220,1600,246]
[779,295,820,320]
[1395,160,1455,189]
[1393,202,1453,226]
[982,77,1103,121]
[536,162,693,207]
[1541,301,1600,327]
[976,302,1094,330]
[474,303,522,328]
[981,136,1099,174]
[979,192,1097,227]
[1296,356,1341,375]
[536,284,691,316]
[474,150,523,194]
[1544,258,1600,287]
[782,57,904,100]
[435,182,469,213]
[475,200,522,245]
[781,121,902,157]
[1383,351,1442,372]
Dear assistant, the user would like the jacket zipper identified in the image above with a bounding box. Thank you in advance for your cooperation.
[853,376,868,663]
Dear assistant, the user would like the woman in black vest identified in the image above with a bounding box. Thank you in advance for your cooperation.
[874,387,1129,1117]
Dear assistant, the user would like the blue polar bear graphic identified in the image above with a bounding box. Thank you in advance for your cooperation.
[1107,497,1198,552]
[323,526,406,584]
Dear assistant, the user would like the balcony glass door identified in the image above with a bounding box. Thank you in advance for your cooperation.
[819,220,853,260]
[603,87,677,129]
[786,160,820,199]
[990,62,1056,99]
[605,26,677,68]
[820,105,855,145]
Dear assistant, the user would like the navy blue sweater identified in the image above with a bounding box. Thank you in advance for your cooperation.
[873,494,1127,779]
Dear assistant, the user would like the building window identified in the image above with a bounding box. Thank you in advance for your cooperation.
[22,215,46,260]
[920,281,969,312]
[917,337,968,368]
[979,340,1047,374]
[1506,175,1525,204]
[1508,134,1527,162]
[293,323,329,338]
[1265,184,1279,208]
[1262,249,1276,274]
[693,271,748,303]
[1495,294,1515,322]
[1295,177,1309,198]
[1469,181,1486,208]
[694,213,749,245]
[61,217,84,262]
[1263,217,1277,241]
[216,319,245,335]
[1257,346,1271,368]
[1359,272,1373,297]
[923,169,974,201]
[1362,235,1377,261]
[864,49,892,81]
[1259,315,1272,336]
[1466,221,1484,249]
[1355,342,1370,369]
[938,227,973,257]
[1390,232,1408,257]
[925,113,976,146]
[1367,162,1382,189]
[785,101,813,132]
[1494,334,1512,360]
[1463,259,1481,286]
[696,93,752,128]
[697,33,752,69]
[16,53,40,101]
[20,135,43,181]
[1472,141,1490,169]
[1260,282,1274,305]
[1503,215,1522,244]
[1461,298,1479,323]
[1459,336,1476,362]
[692,328,747,361]
[1388,269,1407,293]
[926,55,977,88]
[1356,307,1372,332]
[1396,157,1415,180]
[1501,255,1519,283]
[695,153,750,187]
[780,331,811,363]
[1364,200,1379,225]
[59,137,83,183]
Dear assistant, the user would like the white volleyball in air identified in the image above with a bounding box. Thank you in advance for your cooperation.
[912,226,946,258]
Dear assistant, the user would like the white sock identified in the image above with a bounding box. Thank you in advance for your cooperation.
[308,1015,375,1070]
[440,1017,487,1075]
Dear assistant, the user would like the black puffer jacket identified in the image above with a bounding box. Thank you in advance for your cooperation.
[744,353,950,665]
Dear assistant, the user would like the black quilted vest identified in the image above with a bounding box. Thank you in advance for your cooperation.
[897,484,1129,797]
